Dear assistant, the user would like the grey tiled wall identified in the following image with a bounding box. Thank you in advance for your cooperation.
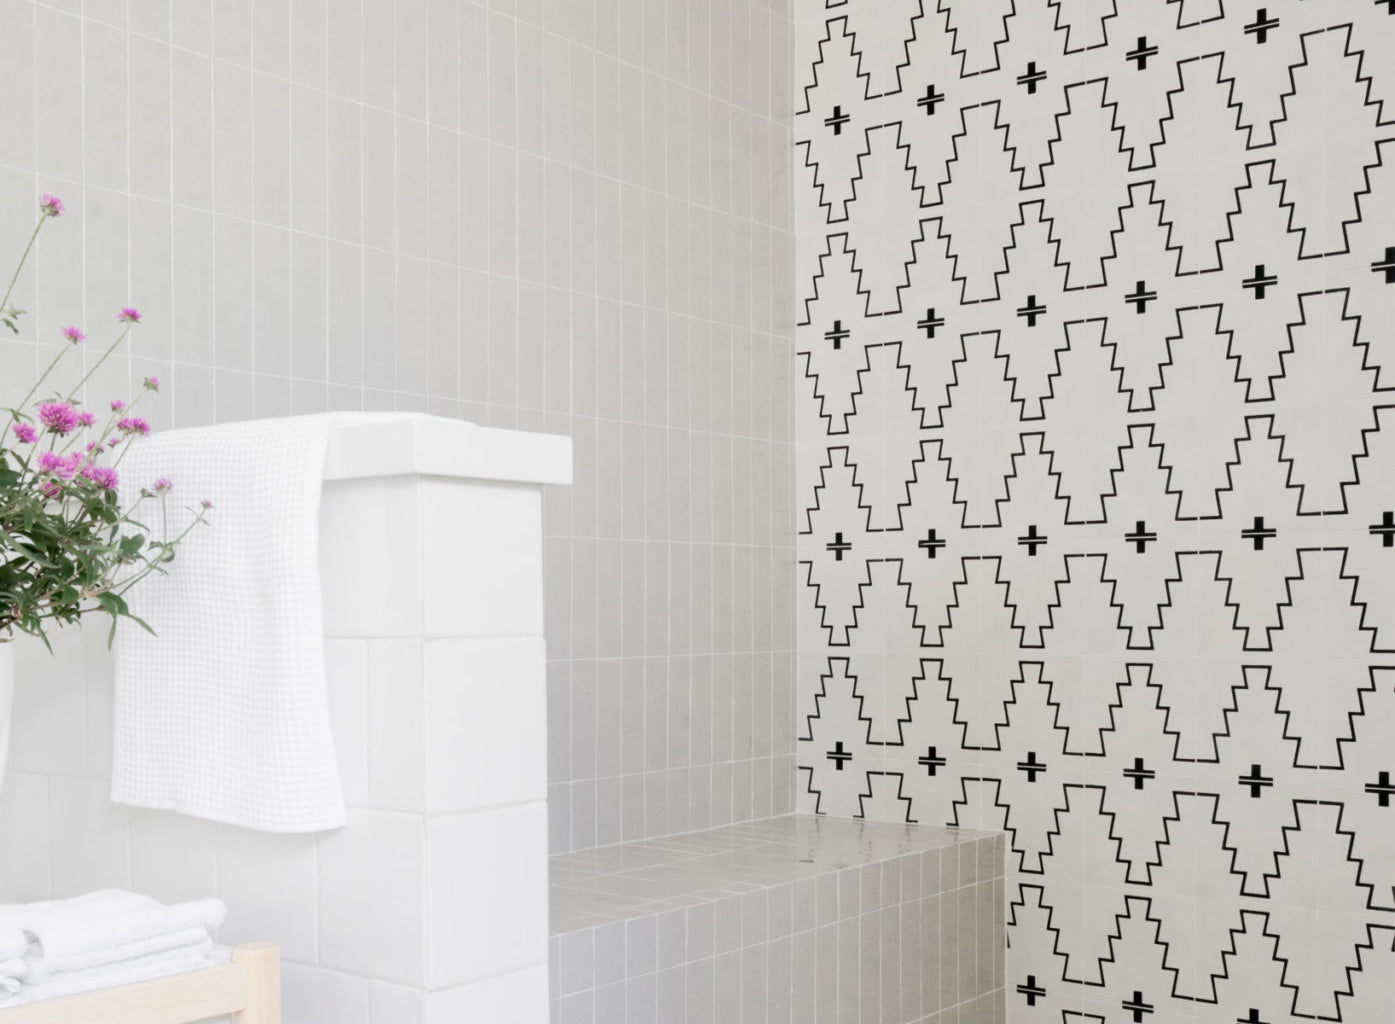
[0,0,797,857]
[538,0,799,853]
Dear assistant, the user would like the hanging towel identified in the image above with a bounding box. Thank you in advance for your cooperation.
[113,413,417,832]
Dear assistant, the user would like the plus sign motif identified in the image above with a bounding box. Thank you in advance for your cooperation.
[1125,280,1158,313]
[1127,36,1160,70]
[918,84,945,116]
[824,319,850,350]
[1374,246,1395,282]
[1241,515,1278,551]
[1242,263,1279,298]
[1125,521,1158,553]
[1017,751,1047,782]
[795,4,1395,1022]
[1370,511,1395,547]
[1017,975,1047,1006]
[1245,8,1280,44]
[1123,757,1156,790]
[917,307,945,338]
[1366,771,1395,807]
[918,746,947,776]
[918,528,947,558]
[1017,61,1048,94]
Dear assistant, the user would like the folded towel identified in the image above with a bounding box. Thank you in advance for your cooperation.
[0,939,213,1008]
[0,930,24,962]
[42,925,211,978]
[0,890,225,983]
[113,413,415,832]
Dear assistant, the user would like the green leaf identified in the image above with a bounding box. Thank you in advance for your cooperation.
[96,591,129,617]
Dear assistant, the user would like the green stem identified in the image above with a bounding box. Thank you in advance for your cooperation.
[66,325,132,405]
[0,217,45,322]
[12,346,71,421]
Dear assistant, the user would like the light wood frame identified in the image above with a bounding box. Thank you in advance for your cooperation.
[0,943,280,1024]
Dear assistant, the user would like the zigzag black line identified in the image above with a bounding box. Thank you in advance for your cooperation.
[936,0,1015,79]
[859,770,917,821]
[799,232,872,328]
[1000,199,1072,315]
[1097,894,1190,1003]
[800,445,868,535]
[1097,179,1183,303]
[1268,27,1393,258]
[797,15,868,118]
[1208,414,1307,533]
[1272,799,1378,916]
[1145,551,1244,670]
[1274,545,1395,657]
[1213,909,1302,1017]
[799,126,873,225]
[1037,77,1130,212]
[1006,882,1079,992]
[1147,305,1248,519]
[843,0,926,100]
[1049,0,1118,54]
[1036,319,1131,524]
[1151,54,1251,273]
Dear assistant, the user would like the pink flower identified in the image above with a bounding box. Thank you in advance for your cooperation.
[200,499,214,509]
[38,401,79,435]
[77,411,95,426]
[110,399,126,412]
[39,194,63,218]
[152,477,172,492]
[117,416,150,437]
[107,438,121,449]
[40,481,60,499]
[38,452,80,479]
[118,307,141,324]
[61,325,86,344]
[11,423,37,444]
[82,465,119,490]
[143,375,160,391]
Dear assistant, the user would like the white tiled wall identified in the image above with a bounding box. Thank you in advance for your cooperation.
[1,466,555,1020]
[0,0,798,861]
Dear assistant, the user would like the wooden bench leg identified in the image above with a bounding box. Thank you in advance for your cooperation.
[231,945,280,1024]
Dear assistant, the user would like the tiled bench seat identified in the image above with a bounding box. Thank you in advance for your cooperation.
[549,815,1006,1024]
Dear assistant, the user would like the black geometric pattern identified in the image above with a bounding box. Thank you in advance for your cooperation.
[795,2,1395,1021]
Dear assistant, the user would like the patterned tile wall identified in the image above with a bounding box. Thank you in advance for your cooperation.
[0,0,798,858]
[793,2,1395,1022]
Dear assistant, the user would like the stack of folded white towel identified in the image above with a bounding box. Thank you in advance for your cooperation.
[0,890,225,1007]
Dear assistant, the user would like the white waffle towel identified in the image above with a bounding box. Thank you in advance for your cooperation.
[0,890,223,999]
[0,943,214,1008]
[0,930,22,962]
[113,413,410,832]
[0,890,224,981]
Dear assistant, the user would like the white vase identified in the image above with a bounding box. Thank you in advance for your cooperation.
[0,641,12,796]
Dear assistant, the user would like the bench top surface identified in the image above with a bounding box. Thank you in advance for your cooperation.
[550,814,999,934]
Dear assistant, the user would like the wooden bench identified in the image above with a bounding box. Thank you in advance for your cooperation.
[0,943,279,1024]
